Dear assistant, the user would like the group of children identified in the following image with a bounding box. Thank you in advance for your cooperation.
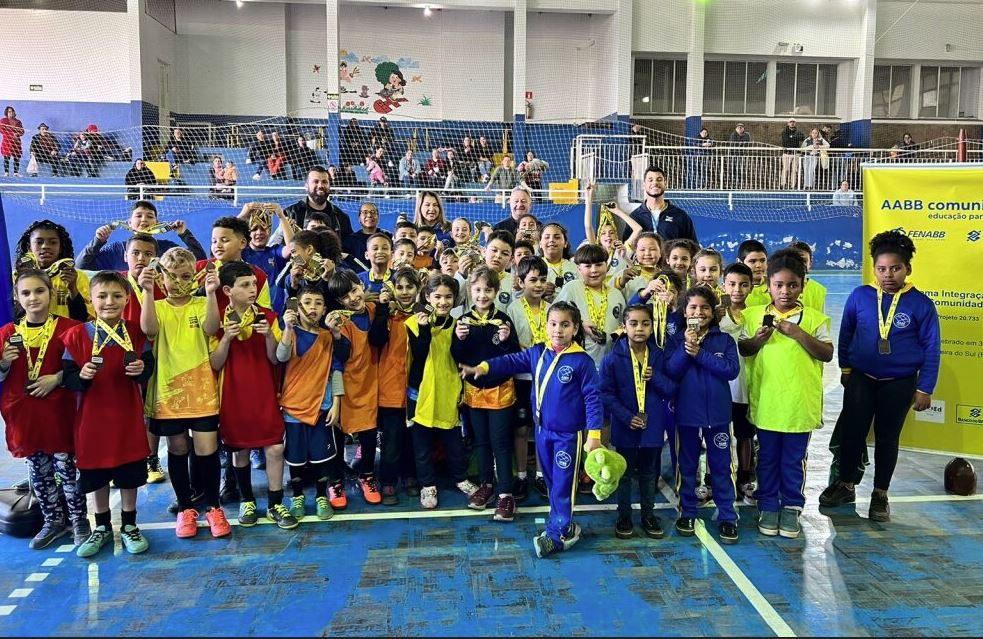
[1,181,941,559]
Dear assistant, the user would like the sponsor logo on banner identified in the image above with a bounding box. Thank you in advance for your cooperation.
[969,230,981,242]
[956,405,983,426]
[890,227,947,240]
[914,400,946,424]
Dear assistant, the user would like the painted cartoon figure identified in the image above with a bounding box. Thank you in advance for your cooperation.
[374,61,409,114]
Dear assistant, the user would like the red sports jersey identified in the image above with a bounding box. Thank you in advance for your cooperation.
[61,319,151,469]
[196,258,271,312]
[119,271,166,323]
[0,317,79,457]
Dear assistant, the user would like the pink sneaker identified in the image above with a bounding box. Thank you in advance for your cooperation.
[205,507,232,538]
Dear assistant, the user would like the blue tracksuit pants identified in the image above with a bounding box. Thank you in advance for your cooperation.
[756,429,811,512]
[536,427,582,547]
[676,424,738,521]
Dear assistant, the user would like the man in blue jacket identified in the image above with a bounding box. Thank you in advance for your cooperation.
[624,166,698,244]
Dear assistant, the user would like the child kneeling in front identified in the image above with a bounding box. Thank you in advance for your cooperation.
[666,287,741,543]
[599,304,676,540]
[460,301,603,558]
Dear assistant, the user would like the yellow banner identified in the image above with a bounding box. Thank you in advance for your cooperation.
[863,165,983,456]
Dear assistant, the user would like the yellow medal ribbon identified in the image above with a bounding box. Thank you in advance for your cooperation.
[127,273,145,305]
[596,203,617,239]
[368,269,391,283]
[326,309,356,327]
[224,305,263,340]
[629,345,648,414]
[247,208,274,232]
[533,344,573,423]
[766,302,805,322]
[92,319,133,356]
[584,286,608,330]
[521,296,547,346]
[16,253,75,279]
[15,316,56,382]
[876,282,913,342]
[546,259,565,283]
[464,309,502,327]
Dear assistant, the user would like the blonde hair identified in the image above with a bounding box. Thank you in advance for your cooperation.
[160,246,197,271]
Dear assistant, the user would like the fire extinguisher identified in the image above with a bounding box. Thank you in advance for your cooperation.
[525,98,534,120]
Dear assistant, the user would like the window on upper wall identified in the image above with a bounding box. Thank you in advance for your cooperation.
[632,59,687,115]
[703,61,767,115]
[919,66,980,119]
[872,65,912,118]
[776,63,838,116]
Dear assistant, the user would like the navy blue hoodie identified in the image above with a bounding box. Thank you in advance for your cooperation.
[599,336,677,448]
[665,326,740,429]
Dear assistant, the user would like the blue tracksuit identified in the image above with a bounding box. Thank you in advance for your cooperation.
[357,270,395,295]
[243,245,288,313]
[666,326,740,521]
[485,342,602,547]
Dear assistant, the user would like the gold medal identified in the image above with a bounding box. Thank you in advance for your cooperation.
[876,282,912,356]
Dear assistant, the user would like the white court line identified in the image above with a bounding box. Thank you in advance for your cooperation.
[0,606,16,616]
[7,589,32,599]
[41,558,63,568]
[54,545,74,553]
[694,520,797,638]
[86,563,99,628]
[24,573,48,583]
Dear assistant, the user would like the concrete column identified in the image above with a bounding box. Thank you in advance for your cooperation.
[846,0,876,147]
[683,0,706,139]
[511,0,527,157]
[326,0,341,166]
[765,60,777,118]
[614,0,632,132]
[910,63,922,120]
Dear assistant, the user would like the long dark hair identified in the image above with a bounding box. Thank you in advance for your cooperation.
[547,300,586,346]
[14,220,75,265]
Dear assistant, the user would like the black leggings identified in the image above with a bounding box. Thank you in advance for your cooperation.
[3,155,20,173]
[837,373,917,490]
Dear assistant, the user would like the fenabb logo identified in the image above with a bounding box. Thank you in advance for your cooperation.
[888,227,946,240]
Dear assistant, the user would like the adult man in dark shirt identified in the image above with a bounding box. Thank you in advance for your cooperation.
[492,186,533,236]
[341,201,391,273]
[624,166,698,244]
[728,123,752,189]
[288,135,319,179]
[270,165,353,245]
[779,119,804,188]
[247,130,274,179]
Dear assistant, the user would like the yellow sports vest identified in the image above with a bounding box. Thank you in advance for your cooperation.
[800,278,827,313]
[745,282,770,308]
[405,315,462,429]
[743,305,830,433]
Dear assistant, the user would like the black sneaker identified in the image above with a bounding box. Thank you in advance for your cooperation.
[513,477,529,503]
[30,521,69,550]
[819,481,856,507]
[168,490,206,514]
[869,491,890,522]
[533,475,548,499]
[219,482,240,505]
[719,521,739,544]
[640,515,665,539]
[675,517,696,536]
[615,515,634,539]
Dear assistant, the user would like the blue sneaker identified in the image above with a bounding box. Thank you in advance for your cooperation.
[758,510,780,537]
[250,449,266,470]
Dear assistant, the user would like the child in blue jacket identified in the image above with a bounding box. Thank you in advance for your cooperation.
[666,286,741,544]
[461,301,603,559]
[600,304,676,540]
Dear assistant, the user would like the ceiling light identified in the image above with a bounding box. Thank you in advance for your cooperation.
[424,5,433,17]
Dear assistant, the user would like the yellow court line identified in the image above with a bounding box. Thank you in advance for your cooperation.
[694,520,797,638]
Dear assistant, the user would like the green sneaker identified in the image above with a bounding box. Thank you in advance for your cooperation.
[76,525,113,558]
[120,525,149,554]
[758,510,780,537]
[315,496,334,520]
[267,503,300,530]
[533,532,559,558]
[779,507,801,538]
[238,501,259,527]
[289,495,306,520]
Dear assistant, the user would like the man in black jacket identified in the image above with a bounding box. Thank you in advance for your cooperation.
[270,166,353,246]
[624,166,698,244]
[779,119,805,189]
[247,130,274,180]
[288,135,319,179]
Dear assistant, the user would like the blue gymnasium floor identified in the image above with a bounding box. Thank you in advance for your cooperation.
[1,272,982,637]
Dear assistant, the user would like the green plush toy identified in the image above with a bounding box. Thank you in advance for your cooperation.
[583,447,627,501]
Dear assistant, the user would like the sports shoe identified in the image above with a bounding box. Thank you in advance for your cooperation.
[533,475,548,498]
[120,524,149,554]
[359,476,382,504]
[493,495,516,522]
[76,525,113,558]
[205,507,232,538]
[758,510,780,536]
[289,495,306,520]
[219,482,240,505]
[740,481,757,506]
[695,484,712,503]
[641,515,665,539]
[73,520,92,546]
[420,485,438,510]
[146,457,166,484]
[467,484,495,510]
[329,482,348,509]
[11,477,29,492]
[778,507,801,538]
[533,532,558,558]
[577,472,593,495]
[819,481,856,507]
[561,522,582,551]
[381,485,399,506]
[869,491,890,522]
[456,479,479,497]
[615,516,634,539]
[315,496,334,520]
[250,449,266,470]
[267,504,300,530]
[238,501,259,527]
[512,477,529,503]
[675,517,696,536]
[176,509,199,538]
[719,521,739,545]
[30,521,69,550]
[404,478,420,497]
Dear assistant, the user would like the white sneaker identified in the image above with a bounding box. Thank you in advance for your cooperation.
[456,479,479,497]
[252,173,261,181]
[420,486,438,510]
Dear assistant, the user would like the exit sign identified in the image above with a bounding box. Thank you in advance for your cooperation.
[29,84,43,91]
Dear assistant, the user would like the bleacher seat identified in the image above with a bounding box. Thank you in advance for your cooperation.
[549,178,579,204]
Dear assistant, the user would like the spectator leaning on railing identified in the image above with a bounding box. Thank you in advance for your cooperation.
[728,123,752,189]
[801,128,830,190]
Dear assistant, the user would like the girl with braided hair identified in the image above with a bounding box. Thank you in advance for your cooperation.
[13,220,91,321]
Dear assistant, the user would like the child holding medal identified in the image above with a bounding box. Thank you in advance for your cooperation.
[1,270,87,550]
[820,230,941,522]
[599,304,676,540]
[61,271,155,558]
[460,301,603,558]
[739,250,833,539]
[357,232,395,296]
[451,266,521,520]
[13,220,91,321]
[666,287,741,543]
